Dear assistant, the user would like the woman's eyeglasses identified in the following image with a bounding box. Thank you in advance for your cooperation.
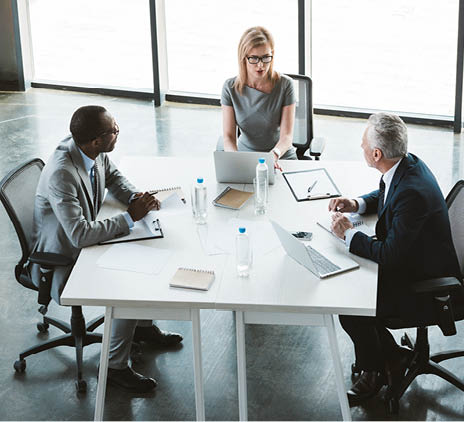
[246,55,273,64]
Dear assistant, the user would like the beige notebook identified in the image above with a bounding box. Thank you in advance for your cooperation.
[150,186,186,203]
[213,186,253,210]
[169,267,215,291]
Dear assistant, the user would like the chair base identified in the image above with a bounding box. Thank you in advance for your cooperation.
[386,329,464,414]
[14,306,104,393]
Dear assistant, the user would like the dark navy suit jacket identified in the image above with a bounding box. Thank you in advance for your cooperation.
[350,153,462,321]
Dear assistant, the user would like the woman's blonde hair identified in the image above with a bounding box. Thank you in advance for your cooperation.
[233,26,280,95]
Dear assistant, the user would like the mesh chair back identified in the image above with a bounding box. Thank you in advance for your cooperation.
[286,74,313,153]
[446,180,464,275]
[0,159,44,266]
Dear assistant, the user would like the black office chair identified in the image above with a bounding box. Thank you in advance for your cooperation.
[351,180,464,414]
[0,158,104,393]
[286,74,325,160]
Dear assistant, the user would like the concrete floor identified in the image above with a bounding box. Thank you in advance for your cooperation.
[0,88,464,420]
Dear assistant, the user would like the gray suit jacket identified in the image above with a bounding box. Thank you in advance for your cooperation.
[30,136,137,303]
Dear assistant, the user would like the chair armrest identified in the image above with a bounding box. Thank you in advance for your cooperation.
[29,252,73,268]
[309,137,325,157]
[412,277,462,295]
[412,277,463,336]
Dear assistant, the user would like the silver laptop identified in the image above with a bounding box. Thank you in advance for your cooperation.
[214,151,275,184]
[271,220,359,278]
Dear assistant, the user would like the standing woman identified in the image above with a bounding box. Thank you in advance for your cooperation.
[221,26,297,167]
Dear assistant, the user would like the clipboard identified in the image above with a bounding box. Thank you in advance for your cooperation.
[282,168,341,202]
[99,218,164,245]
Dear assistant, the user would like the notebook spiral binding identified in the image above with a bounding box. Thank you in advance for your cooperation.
[150,186,181,193]
[178,267,215,274]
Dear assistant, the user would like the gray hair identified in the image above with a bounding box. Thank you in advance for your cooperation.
[366,113,408,159]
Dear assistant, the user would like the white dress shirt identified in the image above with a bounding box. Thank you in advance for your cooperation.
[76,143,134,228]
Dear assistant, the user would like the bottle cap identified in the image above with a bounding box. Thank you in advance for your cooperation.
[238,227,246,234]
[258,158,265,164]
[197,178,204,183]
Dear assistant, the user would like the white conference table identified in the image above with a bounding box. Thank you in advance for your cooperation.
[61,156,379,421]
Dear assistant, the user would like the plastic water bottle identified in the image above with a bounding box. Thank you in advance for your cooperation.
[236,227,252,277]
[192,178,207,224]
[255,158,268,215]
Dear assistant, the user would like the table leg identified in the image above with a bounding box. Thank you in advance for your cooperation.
[94,307,113,421]
[191,309,205,421]
[235,311,248,421]
[324,314,351,421]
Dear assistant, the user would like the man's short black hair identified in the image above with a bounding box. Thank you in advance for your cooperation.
[70,105,108,145]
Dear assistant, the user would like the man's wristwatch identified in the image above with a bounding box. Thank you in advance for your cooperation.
[272,147,281,159]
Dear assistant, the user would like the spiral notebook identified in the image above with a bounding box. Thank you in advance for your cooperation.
[169,267,216,291]
[150,186,186,203]
[213,186,253,210]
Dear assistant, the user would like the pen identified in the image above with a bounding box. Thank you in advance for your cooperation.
[308,180,318,193]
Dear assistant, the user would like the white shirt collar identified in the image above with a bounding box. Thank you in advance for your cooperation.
[75,139,95,175]
[382,158,403,203]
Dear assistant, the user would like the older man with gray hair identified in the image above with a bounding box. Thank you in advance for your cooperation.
[329,113,461,406]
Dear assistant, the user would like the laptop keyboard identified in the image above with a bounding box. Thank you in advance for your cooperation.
[305,245,341,275]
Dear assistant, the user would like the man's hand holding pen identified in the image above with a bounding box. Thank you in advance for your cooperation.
[328,197,359,240]
[128,191,160,221]
[328,197,359,213]
[330,212,353,240]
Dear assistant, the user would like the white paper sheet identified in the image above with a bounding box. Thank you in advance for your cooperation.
[146,192,189,220]
[196,218,280,257]
[97,243,172,274]
[284,168,340,201]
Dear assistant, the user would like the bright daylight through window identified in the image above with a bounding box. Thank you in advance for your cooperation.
[312,0,458,116]
[29,0,153,90]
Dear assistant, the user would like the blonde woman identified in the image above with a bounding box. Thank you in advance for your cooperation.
[221,26,297,168]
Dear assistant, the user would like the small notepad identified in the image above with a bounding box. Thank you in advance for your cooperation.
[150,186,186,203]
[213,187,253,210]
[169,267,215,291]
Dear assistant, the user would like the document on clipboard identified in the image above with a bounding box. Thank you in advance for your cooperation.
[282,168,341,202]
[99,217,164,244]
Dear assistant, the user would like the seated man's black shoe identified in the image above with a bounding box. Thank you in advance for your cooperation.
[134,324,183,346]
[106,367,157,393]
[347,370,386,406]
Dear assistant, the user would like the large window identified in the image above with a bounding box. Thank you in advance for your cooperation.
[311,0,458,116]
[29,0,153,90]
[164,0,299,96]
[25,0,463,124]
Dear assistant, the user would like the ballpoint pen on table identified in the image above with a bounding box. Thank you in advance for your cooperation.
[307,180,318,193]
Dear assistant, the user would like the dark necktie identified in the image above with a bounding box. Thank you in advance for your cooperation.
[92,161,100,219]
[378,176,385,216]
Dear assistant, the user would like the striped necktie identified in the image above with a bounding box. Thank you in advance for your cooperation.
[378,176,385,217]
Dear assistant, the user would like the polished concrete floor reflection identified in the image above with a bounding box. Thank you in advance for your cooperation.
[1,88,464,421]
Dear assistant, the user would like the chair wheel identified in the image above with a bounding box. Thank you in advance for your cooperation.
[351,363,361,376]
[386,397,399,414]
[14,359,26,372]
[76,379,87,393]
[37,322,50,333]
